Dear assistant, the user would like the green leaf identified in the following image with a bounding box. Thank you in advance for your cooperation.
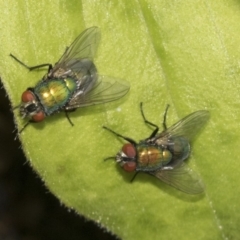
[0,0,239,239]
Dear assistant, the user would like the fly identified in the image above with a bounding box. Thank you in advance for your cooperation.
[103,103,210,194]
[11,26,129,133]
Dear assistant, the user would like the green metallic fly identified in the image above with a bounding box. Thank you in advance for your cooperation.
[103,103,210,194]
[11,27,129,133]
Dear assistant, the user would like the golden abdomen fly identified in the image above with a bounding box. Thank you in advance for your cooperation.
[11,27,129,133]
[103,103,210,194]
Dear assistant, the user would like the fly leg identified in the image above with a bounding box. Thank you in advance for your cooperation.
[18,121,30,134]
[103,126,137,146]
[141,103,171,139]
[17,119,39,135]
[130,172,140,182]
[140,102,159,139]
[64,110,76,126]
[10,54,53,73]
[162,104,170,130]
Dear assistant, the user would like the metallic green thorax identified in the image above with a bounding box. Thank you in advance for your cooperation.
[136,136,190,172]
[34,78,77,115]
[136,144,172,172]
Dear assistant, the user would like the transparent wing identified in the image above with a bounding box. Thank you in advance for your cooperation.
[150,163,204,194]
[51,26,101,76]
[65,76,130,110]
[156,110,210,142]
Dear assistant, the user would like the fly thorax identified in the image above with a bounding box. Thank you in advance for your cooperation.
[34,79,77,115]
[137,145,172,171]
[64,78,78,92]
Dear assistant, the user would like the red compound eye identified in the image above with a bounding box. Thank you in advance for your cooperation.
[21,91,35,103]
[122,143,136,158]
[32,111,45,122]
[123,161,136,172]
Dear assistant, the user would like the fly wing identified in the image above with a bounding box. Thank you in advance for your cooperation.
[65,76,130,109]
[51,26,101,77]
[150,163,204,194]
[156,110,210,142]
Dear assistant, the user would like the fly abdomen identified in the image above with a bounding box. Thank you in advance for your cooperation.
[168,136,190,165]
